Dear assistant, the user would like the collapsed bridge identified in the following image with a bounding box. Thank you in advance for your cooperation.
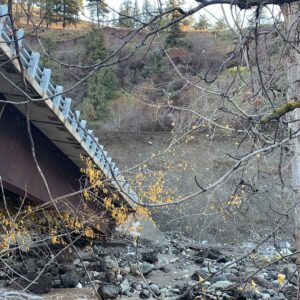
[0,5,140,236]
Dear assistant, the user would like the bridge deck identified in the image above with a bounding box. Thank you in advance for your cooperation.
[0,5,138,235]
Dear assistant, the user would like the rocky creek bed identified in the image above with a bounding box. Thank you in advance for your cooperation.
[0,231,297,299]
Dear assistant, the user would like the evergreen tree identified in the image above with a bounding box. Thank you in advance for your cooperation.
[248,7,270,26]
[118,0,134,28]
[81,29,108,63]
[81,30,118,120]
[164,0,185,48]
[82,68,117,120]
[41,0,56,28]
[87,0,109,27]
[141,0,151,24]
[214,17,227,30]
[194,14,210,30]
[132,0,140,28]
[54,0,81,28]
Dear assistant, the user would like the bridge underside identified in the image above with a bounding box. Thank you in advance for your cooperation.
[0,104,113,236]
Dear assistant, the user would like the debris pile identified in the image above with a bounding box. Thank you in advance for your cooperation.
[0,231,297,299]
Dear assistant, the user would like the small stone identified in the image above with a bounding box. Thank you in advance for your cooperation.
[82,261,90,268]
[141,262,154,276]
[105,257,119,270]
[160,288,169,297]
[160,266,171,273]
[120,279,131,295]
[116,274,122,281]
[211,275,227,284]
[142,251,158,264]
[98,284,120,299]
[76,282,83,289]
[25,259,37,273]
[130,263,140,275]
[73,258,80,266]
[261,293,271,300]
[194,257,204,264]
[123,266,130,273]
[53,279,61,288]
[106,270,116,284]
[150,284,160,296]
[210,281,234,290]
[140,289,151,299]
[191,270,208,281]
[135,284,142,291]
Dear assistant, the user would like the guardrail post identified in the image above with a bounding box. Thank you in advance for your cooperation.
[0,5,8,17]
[27,52,40,78]
[16,28,24,48]
[53,85,63,108]
[85,129,93,147]
[91,138,98,155]
[71,110,80,128]
[114,167,119,176]
[62,98,72,117]
[40,68,51,91]
[78,120,87,138]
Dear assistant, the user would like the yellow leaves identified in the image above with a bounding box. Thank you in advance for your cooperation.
[277,274,285,285]
[84,227,95,239]
[51,235,58,245]
[227,194,242,206]
[50,228,59,245]
[74,219,81,230]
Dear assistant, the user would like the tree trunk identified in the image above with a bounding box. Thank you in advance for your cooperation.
[281,2,300,296]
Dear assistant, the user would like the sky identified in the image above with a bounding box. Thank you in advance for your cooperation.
[82,0,281,27]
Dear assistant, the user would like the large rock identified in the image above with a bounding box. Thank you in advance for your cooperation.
[89,259,107,272]
[98,284,120,299]
[21,272,52,294]
[61,271,80,288]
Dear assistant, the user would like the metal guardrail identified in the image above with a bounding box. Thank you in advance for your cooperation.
[0,4,137,203]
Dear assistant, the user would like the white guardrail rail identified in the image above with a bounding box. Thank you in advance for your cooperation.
[0,4,138,205]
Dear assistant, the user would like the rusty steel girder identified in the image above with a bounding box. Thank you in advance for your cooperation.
[0,104,113,236]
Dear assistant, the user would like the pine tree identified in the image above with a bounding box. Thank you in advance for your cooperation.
[81,30,118,120]
[82,68,117,120]
[54,0,81,28]
[194,14,210,31]
[164,0,185,48]
[41,0,56,28]
[118,0,134,28]
[132,0,140,28]
[87,0,109,28]
[214,17,227,30]
[141,0,151,24]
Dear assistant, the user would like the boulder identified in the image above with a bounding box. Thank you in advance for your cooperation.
[61,271,80,288]
[98,284,120,299]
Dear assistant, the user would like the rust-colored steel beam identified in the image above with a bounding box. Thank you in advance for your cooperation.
[0,104,113,236]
